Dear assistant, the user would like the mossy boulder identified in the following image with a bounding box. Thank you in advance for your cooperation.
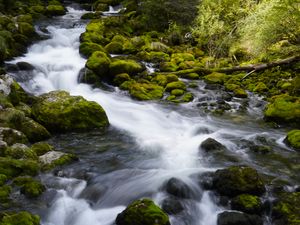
[212,166,266,197]
[272,192,300,225]
[113,73,131,86]
[204,72,228,84]
[171,89,184,96]
[32,91,109,133]
[104,41,123,54]
[0,157,39,178]
[79,42,105,58]
[39,151,78,170]
[13,177,45,198]
[284,130,300,151]
[0,128,27,146]
[159,62,178,72]
[225,84,248,98]
[86,51,111,77]
[30,142,54,156]
[0,174,7,186]
[129,82,164,101]
[109,59,143,76]
[264,95,300,124]
[46,5,66,16]
[171,53,195,64]
[253,82,268,93]
[180,73,200,80]
[151,74,178,87]
[231,194,262,214]
[165,81,186,92]
[0,211,40,225]
[0,185,11,201]
[5,143,37,160]
[116,199,170,225]
[17,22,35,37]
[217,211,263,225]
[138,51,170,63]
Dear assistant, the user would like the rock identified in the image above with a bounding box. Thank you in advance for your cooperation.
[0,157,39,178]
[225,84,248,98]
[0,127,28,146]
[116,199,170,225]
[171,89,185,96]
[39,151,78,170]
[0,211,40,225]
[5,143,37,160]
[0,185,11,201]
[32,91,109,132]
[212,166,266,197]
[231,194,263,214]
[204,72,228,84]
[86,51,111,78]
[249,145,272,154]
[165,81,186,92]
[217,211,263,225]
[164,177,195,199]
[16,62,35,71]
[13,177,45,198]
[128,82,164,101]
[161,197,184,215]
[272,192,300,225]
[30,142,54,156]
[151,74,179,87]
[253,82,268,93]
[196,171,214,190]
[200,138,226,152]
[264,94,300,124]
[105,41,123,54]
[171,53,195,64]
[284,130,300,151]
[0,174,7,186]
[46,5,66,16]
[113,73,131,86]
[109,59,144,76]
[79,42,105,58]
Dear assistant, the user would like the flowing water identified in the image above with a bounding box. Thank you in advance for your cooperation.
[7,6,300,225]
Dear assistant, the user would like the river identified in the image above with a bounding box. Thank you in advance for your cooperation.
[7,5,299,225]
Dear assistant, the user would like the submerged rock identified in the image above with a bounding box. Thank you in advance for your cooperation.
[32,90,109,133]
[217,211,263,225]
[116,198,170,225]
[212,166,265,197]
[161,197,184,215]
[200,138,226,152]
[164,177,197,199]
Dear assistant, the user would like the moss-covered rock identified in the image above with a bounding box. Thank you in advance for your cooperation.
[5,143,37,160]
[180,72,200,80]
[284,130,300,151]
[171,53,195,64]
[32,90,109,132]
[0,174,7,186]
[30,142,54,156]
[46,5,65,16]
[165,81,186,92]
[116,199,170,225]
[159,62,178,72]
[0,157,39,178]
[264,95,300,124]
[225,84,248,98]
[0,128,27,146]
[13,176,45,198]
[109,59,143,76]
[212,166,266,197]
[39,151,78,170]
[272,192,300,225]
[86,51,111,77]
[128,82,164,101]
[204,72,228,84]
[253,82,268,93]
[0,211,40,225]
[0,185,11,201]
[79,42,105,58]
[17,22,35,37]
[231,194,262,214]
[113,73,131,86]
[104,41,123,54]
[171,89,185,96]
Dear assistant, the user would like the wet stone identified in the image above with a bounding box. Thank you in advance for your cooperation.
[217,211,263,225]
[161,197,184,215]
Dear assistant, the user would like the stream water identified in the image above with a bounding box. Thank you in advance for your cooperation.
[7,6,300,225]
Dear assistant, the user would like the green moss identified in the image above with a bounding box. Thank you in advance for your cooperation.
[171,89,184,96]
[204,72,228,84]
[285,130,300,151]
[46,5,65,16]
[5,144,37,160]
[253,82,268,93]
[17,22,35,37]
[171,53,195,64]
[113,73,131,86]
[180,73,200,80]
[231,194,262,214]
[40,151,78,171]
[0,174,7,186]
[264,95,300,123]
[104,42,123,54]
[225,84,248,98]
[165,81,186,92]
[181,93,194,102]
[32,91,109,132]
[272,192,300,225]
[0,211,40,225]
[7,81,31,106]
[13,177,45,198]
[0,185,11,201]
[116,198,170,225]
[129,82,164,101]
[86,51,111,77]
[109,59,143,76]
[30,142,54,156]
[79,42,105,58]
[0,157,39,178]
[159,62,178,72]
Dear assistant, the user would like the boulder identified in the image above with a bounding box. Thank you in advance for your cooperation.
[39,151,78,170]
[165,81,186,92]
[200,138,226,152]
[164,177,197,199]
[116,199,170,225]
[13,177,45,198]
[5,143,37,160]
[161,197,184,215]
[217,211,263,225]
[212,166,265,197]
[0,127,27,146]
[0,211,40,225]
[46,5,66,16]
[204,72,228,84]
[0,157,39,178]
[128,82,164,101]
[109,59,144,76]
[284,130,300,151]
[30,142,54,156]
[79,42,105,58]
[86,51,111,77]
[32,91,109,132]
[231,194,262,214]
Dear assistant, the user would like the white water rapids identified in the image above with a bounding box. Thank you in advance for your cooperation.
[8,7,290,225]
